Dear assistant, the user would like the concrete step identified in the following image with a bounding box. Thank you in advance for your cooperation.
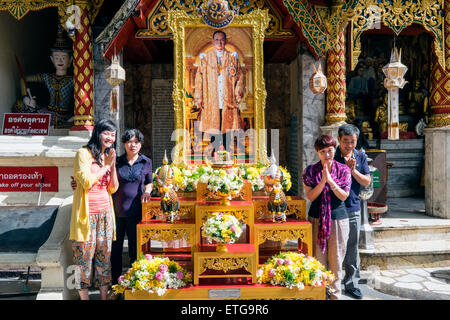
[387,159,424,168]
[360,240,450,270]
[372,225,450,243]
[368,139,424,151]
[387,185,424,198]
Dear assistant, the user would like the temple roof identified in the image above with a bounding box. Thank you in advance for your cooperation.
[95,0,140,50]
[95,0,320,63]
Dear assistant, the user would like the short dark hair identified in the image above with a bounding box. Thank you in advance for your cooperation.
[121,128,144,144]
[212,30,227,39]
[314,135,337,151]
[338,124,360,138]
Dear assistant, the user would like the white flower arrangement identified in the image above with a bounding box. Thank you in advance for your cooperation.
[206,168,243,195]
[201,212,243,244]
[153,163,291,193]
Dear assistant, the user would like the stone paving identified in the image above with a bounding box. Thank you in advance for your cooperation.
[367,267,450,300]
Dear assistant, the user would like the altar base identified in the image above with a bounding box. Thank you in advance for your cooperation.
[124,284,325,300]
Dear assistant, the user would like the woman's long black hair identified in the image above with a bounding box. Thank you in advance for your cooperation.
[84,119,117,165]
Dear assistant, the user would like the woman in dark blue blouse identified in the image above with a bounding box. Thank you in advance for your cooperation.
[111,128,153,288]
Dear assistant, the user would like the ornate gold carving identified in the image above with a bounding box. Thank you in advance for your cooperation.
[0,0,104,36]
[324,113,347,126]
[142,201,195,220]
[350,0,444,70]
[283,0,356,56]
[254,200,306,220]
[141,228,193,243]
[167,9,270,164]
[257,229,306,245]
[136,0,293,38]
[427,112,450,127]
[199,257,250,274]
[0,0,68,20]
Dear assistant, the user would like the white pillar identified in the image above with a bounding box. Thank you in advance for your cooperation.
[424,127,450,219]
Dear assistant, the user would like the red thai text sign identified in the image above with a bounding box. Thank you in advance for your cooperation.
[2,113,50,135]
[0,167,58,192]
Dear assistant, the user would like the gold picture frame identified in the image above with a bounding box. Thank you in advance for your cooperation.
[167,9,270,165]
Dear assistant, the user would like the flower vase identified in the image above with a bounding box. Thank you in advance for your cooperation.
[217,191,231,206]
[216,242,228,253]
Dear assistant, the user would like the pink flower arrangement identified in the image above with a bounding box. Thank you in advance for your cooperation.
[268,268,276,277]
[145,254,153,260]
[284,259,293,266]
[159,264,168,273]
[155,272,163,281]
[118,275,124,283]
[177,270,184,280]
[276,259,284,265]
[230,225,237,232]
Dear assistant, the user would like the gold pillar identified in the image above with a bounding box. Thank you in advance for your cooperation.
[324,31,347,126]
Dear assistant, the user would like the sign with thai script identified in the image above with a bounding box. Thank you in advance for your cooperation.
[2,113,51,135]
[0,167,58,192]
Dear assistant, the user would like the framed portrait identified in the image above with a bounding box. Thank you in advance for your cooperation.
[167,10,270,165]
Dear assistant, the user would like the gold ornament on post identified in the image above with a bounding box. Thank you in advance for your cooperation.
[309,63,327,94]
[382,47,408,140]
[263,152,288,223]
[155,151,180,222]
[105,53,126,121]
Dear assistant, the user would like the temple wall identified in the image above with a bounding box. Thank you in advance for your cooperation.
[295,50,326,196]
[92,40,113,123]
[264,63,291,169]
[123,63,174,168]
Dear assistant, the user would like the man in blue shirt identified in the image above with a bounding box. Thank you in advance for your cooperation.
[335,124,371,299]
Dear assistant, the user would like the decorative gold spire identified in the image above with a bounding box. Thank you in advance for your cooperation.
[163,150,169,165]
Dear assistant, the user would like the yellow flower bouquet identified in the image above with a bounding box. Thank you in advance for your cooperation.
[112,254,192,296]
[256,252,335,290]
[279,166,292,192]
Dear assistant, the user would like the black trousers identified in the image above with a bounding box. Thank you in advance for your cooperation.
[111,215,140,285]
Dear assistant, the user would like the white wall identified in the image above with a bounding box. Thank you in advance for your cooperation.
[0,9,58,126]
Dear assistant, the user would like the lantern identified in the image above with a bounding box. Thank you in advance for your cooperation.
[382,47,407,140]
[309,63,327,94]
[105,54,126,120]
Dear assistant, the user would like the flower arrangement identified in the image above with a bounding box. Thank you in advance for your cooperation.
[279,166,292,192]
[112,254,192,296]
[256,252,335,290]
[206,167,244,195]
[201,212,243,244]
[238,164,265,192]
[153,163,291,193]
